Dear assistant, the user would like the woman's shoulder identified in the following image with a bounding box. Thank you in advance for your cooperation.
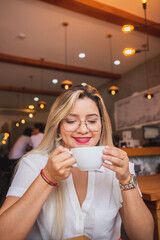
[20,152,48,169]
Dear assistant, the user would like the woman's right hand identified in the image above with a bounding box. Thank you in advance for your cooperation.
[43,145,75,183]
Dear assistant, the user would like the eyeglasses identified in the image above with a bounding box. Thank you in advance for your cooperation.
[62,116,103,132]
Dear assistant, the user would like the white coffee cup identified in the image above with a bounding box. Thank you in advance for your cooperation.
[70,146,105,171]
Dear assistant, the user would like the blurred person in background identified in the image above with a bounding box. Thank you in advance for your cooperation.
[8,128,32,174]
[29,123,45,149]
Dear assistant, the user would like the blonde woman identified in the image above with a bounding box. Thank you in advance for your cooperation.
[0,85,153,240]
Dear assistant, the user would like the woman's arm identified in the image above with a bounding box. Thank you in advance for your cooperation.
[120,188,154,240]
[102,145,154,240]
[0,146,75,240]
[0,175,53,240]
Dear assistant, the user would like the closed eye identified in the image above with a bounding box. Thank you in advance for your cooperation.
[65,120,77,124]
[87,120,98,124]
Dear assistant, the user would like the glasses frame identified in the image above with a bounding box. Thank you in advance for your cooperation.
[61,116,104,132]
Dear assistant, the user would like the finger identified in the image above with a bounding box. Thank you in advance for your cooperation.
[102,154,123,167]
[60,156,76,168]
[102,161,119,173]
[103,146,127,160]
[50,145,70,159]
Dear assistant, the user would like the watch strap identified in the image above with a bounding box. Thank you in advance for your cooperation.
[119,174,137,191]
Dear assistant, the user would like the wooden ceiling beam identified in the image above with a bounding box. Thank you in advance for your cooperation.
[0,53,121,80]
[0,85,61,96]
[41,0,160,38]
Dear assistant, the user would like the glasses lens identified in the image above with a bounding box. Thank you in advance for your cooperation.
[86,119,101,132]
[62,117,102,132]
[63,118,79,132]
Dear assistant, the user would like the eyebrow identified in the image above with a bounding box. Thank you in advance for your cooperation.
[67,113,100,117]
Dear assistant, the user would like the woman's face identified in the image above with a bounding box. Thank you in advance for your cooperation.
[60,97,102,149]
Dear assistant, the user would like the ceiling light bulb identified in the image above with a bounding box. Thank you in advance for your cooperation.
[38,101,47,109]
[64,85,69,90]
[142,0,147,3]
[81,83,87,86]
[4,132,9,138]
[123,48,136,56]
[21,119,25,124]
[2,140,6,145]
[16,122,20,127]
[61,80,72,90]
[29,113,34,118]
[114,60,120,65]
[144,91,154,99]
[108,86,119,95]
[122,25,134,33]
[28,104,34,110]
[52,79,58,84]
[40,104,44,109]
[34,97,39,102]
[111,90,116,95]
[78,53,86,58]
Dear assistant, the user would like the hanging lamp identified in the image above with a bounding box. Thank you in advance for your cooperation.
[61,22,73,90]
[28,75,35,116]
[38,58,47,108]
[143,46,154,99]
[107,34,119,95]
[122,0,158,55]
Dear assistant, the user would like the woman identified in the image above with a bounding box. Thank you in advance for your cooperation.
[0,85,154,240]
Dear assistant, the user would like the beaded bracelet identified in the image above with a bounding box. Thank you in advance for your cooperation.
[40,169,59,188]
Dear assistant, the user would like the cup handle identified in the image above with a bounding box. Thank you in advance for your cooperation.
[68,150,77,167]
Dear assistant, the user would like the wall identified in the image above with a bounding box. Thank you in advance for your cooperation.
[99,53,160,146]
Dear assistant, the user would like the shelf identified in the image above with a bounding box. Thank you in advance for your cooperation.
[121,147,160,157]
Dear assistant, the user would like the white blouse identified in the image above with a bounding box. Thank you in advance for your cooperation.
[7,153,135,240]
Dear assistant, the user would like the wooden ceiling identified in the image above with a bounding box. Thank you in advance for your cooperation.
[0,0,159,103]
[41,0,160,38]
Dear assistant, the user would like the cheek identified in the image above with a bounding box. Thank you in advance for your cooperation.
[92,131,101,144]
[60,125,70,140]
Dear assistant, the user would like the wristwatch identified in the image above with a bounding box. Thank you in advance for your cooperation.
[119,174,137,191]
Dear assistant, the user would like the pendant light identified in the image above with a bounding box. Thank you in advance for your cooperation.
[143,46,154,99]
[107,34,119,95]
[38,58,47,108]
[16,122,20,127]
[122,0,157,56]
[28,75,35,118]
[61,22,72,90]
[38,100,46,109]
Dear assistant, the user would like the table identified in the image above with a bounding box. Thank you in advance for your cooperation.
[137,174,160,240]
[66,235,90,240]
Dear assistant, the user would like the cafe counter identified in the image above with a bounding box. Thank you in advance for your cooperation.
[122,147,160,157]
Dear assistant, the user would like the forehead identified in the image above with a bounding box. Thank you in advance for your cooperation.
[69,97,99,115]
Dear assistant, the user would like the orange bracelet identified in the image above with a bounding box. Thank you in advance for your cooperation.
[40,169,59,188]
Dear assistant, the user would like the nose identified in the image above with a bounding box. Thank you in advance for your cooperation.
[76,121,89,133]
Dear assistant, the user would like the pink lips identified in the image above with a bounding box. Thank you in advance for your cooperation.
[74,137,91,143]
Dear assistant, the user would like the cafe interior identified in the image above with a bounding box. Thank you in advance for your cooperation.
[0,0,160,239]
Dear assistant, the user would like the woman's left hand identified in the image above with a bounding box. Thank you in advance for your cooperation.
[102,145,130,184]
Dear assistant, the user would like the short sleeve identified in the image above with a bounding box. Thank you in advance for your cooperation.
[7,153,48,198]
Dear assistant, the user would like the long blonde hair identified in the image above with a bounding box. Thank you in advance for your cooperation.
[24,85,113,239]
